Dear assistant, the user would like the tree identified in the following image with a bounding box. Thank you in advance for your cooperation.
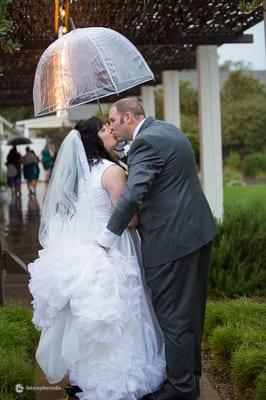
[155,88,163,120]
[0,106,33,122]
[221,70,265,102]
[180,80,199,136]
[221,70,266,156]
[155,80,199,135]
[155,82,200,165]
[219,60,252,72]
[0,0,20,55]
[238,0,262,13]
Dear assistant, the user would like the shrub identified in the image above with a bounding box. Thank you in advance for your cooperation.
[0,304,39,400]
[210,202,266,297]
[0,347,35,400]
[0,390,17,400]
[209,326,244,363]
[209,326,266,363]
[232,347,266,393]
[225,151,241,169]
[0,303,33,323]
[0,304,40,350]
[0,321,36,356]
[254,371,266,400]
[243,152,266,177]
[204,299,266,339]
[205,299,266,399]
[223,166,244,186]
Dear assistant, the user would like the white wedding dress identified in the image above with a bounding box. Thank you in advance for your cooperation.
[28,158,166,400]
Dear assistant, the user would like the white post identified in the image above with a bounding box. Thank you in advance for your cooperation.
[196,45,224,221]
[162,70,180,127]
[141,86,155,117]
[23,125,30,138]
[264,2,266,61]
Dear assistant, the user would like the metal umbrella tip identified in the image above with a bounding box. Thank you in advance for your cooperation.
[69,17,76,31]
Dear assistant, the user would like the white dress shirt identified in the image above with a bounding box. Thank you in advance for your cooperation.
[97,119,146,248]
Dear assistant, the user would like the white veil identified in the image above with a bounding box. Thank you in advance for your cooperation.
[39,129,93,248]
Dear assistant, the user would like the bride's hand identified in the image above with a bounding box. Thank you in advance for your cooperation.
[95,241,109,251]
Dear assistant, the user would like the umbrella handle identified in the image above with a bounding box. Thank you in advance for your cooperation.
[97,99,105,122]
[69,17,76,31]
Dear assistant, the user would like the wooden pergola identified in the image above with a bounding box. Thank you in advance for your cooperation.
[0,0,264,219]
[0,0,263,107]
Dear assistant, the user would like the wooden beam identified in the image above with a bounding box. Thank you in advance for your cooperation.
[0,99,33,107]
[138,34,254,46]
[20,34,253,49]
[0,67,36,75]
[0,80,32,89]
[0,90,33,98]
[152,62,195,71]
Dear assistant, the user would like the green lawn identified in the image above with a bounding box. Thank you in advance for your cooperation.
[224,185,266,209]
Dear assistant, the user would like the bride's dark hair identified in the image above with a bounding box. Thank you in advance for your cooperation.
[75,117,115,168]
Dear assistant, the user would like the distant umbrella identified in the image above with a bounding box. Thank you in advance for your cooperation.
[7,137,32,146]
[33,27,154,116]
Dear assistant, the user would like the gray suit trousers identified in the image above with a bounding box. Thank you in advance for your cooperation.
[144,241,212,398]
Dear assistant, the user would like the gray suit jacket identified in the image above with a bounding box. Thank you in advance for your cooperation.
[107,117,217,268]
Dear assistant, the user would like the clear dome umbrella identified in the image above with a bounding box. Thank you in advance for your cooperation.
[33,27,154,116]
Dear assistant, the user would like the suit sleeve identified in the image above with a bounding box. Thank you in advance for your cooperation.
[107,138,164,235]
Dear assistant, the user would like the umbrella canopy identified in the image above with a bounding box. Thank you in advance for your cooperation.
[7,137,32,146]
[33,27,154,116]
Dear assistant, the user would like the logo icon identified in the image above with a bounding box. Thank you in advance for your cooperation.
[15,384,24,393]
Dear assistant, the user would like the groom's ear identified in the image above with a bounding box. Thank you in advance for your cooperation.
[124,111,133,125]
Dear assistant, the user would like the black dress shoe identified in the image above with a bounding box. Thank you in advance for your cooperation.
[141,388,196,400]
[64,385,82,399]
[195,380,200,398]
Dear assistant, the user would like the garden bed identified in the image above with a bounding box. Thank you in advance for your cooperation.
[203,298,266,400]
[0,302,40,400]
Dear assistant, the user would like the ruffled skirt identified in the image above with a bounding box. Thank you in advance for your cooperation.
[28,232,166,400]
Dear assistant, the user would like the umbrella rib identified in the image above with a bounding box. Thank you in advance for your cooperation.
[86,34,119,95]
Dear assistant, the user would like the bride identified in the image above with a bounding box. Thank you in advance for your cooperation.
[28,117,166,400]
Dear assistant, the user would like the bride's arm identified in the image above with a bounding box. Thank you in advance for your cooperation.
[102,165,138,228]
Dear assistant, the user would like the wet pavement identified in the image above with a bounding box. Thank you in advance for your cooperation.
[0,183,45,307]
[0,182,45,266]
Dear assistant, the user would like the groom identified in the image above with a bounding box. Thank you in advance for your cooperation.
[98,98,217,400]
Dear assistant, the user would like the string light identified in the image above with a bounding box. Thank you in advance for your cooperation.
[54,0,70,36]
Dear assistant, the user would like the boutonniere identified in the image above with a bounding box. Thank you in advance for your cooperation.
[123,143,131,155]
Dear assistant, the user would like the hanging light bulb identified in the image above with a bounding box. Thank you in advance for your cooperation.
[55,0,70,36]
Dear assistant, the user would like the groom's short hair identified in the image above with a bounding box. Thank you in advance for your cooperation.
[112,98,145,119]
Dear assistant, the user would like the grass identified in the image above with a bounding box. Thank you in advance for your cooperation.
[224,185,266,209]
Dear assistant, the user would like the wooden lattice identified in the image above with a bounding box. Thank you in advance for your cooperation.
[0,0,263,107]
